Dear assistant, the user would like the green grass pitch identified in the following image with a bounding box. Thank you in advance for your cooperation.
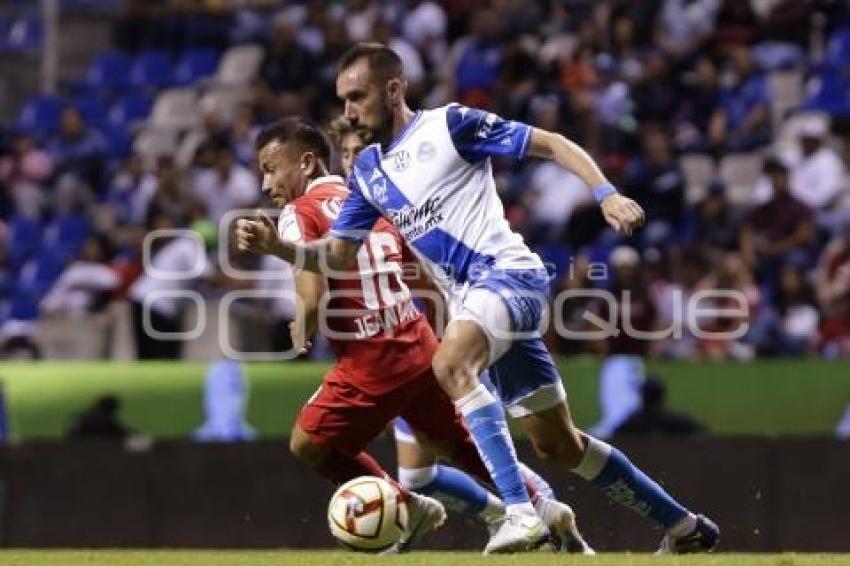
[1,358,849,439]
[0,551,849,565]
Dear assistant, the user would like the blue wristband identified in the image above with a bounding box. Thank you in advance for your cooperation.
[593,183,618,204]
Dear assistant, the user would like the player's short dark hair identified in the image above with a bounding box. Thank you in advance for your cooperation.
[255,116,331,164]
[338,42,404,83]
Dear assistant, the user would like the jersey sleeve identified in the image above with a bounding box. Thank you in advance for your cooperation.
[330,173,381,242]
[278,202,325,244]
[446,104,533,164]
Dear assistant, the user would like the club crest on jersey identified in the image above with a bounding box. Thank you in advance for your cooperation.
[390,150,411,171]
[370,175,388,204]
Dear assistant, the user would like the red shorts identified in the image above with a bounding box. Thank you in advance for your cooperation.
[296,365,470,455]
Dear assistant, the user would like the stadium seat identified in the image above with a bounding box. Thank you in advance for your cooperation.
[199,87,245,121]
[679,154,717,205]
[768,70,804,128]
[824,26,850,69]
[130,50,175,90]
[7,215,42,269]
[133,126,178,167]
[42,214,91,259]
[72,95,107,130]
[85,50,132,91]
[801,69,850,116]
[719,153,764,207]
[1,16,43,52]
[174,48,219,86]
[99,124,133,160]
[149,87,200,131]
[109,93,153,129]
[17,94,63,136]
[215,44,263,86]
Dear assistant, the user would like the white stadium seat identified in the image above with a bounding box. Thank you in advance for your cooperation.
[149,87,200,131]
[719,153,764,206]
[215,44,264,86]
[679,154,717,205]
[768,69,804,128]
[133,126,178,168]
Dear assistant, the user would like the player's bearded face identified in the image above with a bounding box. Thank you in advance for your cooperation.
[337,60,394,146]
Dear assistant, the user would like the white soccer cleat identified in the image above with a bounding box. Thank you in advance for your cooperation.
[534,498,595,555]
[483,511,550,554]
[385,491,447,554]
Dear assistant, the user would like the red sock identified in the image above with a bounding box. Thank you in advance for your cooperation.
[315,450,387,485]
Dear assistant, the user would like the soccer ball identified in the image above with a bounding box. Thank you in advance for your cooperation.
[327,476,408,552]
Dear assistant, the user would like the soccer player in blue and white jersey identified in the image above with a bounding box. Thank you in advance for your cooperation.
[237,43,719,554]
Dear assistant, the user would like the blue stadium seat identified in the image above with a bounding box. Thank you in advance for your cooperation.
[8,291,39,321]
[16,94,63,136]
[42,213,91,259]
[802,69,850,116]
[825,27,850,69]
[99,124,133,160]
[174,48,219,85]
[7,215,42,269]
[72,95,106,129]
[130,50,175,90]
[109,93,153,128]
[535,243,574,285]
[0,16,43,53]
[85,51,132,91]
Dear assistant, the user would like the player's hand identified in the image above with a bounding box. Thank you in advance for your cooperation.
[236,210,279,255]
[600,193,645,236]
[289,320,312,355]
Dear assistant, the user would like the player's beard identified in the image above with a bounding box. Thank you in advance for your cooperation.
[370,94,396,148]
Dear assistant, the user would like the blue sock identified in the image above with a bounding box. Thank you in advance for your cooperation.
[455,384,530,506]
[574,436,689,529]
[400,465,493,515]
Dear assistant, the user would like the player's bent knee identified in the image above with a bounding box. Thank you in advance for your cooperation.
[431,355,476,397]
[289,426,327,468]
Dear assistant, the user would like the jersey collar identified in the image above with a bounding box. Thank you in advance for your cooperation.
[305,175,346,194]
[384,110,423,154]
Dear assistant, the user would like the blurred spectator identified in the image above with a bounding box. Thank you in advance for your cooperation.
[789,117,847,211]
[67,394,131,439]
[232,104,260,168]
[614,376,706,436]
[194,359,256,442]
[702,252,761,360]
[0,132,52,218]
[709,45,771,152]
[655,247,712,359]
[47,106,107,191]
[622,126,685,247]
[713,0,760,48]
[656,0,721,60]
[749,263,819,356]
[402,0,448,68]
[371,18,425,92]
[691,180,742,256]
[447,8,502,106]
[40,235,120,318]
[814,222,850,311]
[104,154,154,227]
[837,403,850,440]
[740,159,815,278]
[192,141,257,225]
[142,157,195,228]
[588,246,654,439]
[674,56,721,152]
[260,15,317,94]
[128,220,215,360]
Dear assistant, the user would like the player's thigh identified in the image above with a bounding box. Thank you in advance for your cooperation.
[295,374,400,456]
[394,418,438,469]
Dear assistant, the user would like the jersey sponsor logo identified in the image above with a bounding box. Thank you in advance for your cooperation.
[416,141,436,162]
[390,150,411,171]
[388,196,444,240]
[370,175,388,204]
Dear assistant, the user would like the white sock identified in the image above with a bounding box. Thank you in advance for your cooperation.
[668,513,698,537]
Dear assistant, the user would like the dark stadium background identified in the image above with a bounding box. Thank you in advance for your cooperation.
[0,0,848,554]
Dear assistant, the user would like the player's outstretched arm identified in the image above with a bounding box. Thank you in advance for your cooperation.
[526,128,645,236]
[290,270,326,354]
[235,211,361,272]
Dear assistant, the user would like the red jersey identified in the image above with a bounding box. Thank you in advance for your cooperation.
[278,176,438,394]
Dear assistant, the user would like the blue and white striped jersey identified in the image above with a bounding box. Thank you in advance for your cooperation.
[331,104,545,299]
